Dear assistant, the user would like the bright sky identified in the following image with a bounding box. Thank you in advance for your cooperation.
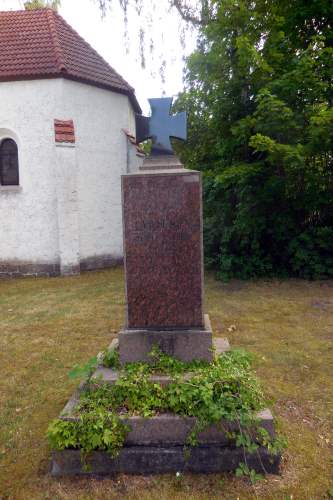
[0,0,197,113]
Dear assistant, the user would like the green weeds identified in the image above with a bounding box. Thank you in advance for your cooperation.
[48,348,285,470]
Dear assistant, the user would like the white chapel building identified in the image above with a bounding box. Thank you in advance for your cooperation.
[0,8,143,277]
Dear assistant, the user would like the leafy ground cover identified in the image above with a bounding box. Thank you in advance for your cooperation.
[48,348,278,467]
[0,268,332,499]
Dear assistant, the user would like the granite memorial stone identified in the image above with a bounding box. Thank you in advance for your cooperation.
[118,97,212,362]
[122,170,204,329]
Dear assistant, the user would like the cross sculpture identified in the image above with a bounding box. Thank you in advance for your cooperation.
[135,97,187,156]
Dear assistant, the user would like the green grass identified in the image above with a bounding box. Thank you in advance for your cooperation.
[0,268,332,499]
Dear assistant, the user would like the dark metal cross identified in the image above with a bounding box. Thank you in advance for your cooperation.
[135,97,187,156]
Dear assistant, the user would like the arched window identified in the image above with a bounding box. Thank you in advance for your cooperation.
[0,138,19,186]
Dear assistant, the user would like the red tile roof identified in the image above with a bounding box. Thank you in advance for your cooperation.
[123,129,145,156]
[0,9,141,112]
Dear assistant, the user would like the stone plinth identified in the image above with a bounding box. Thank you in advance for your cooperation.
[91,337,230,385]
[118,314,213,363]
[122,164,204,330]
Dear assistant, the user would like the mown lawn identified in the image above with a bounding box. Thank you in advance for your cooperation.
[0,268,332,499]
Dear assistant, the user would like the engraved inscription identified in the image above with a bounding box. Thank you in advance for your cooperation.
[131,216,200,245]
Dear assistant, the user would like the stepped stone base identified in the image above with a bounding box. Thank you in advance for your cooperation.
[60,337,230,419]
[53,401,281,477]
[51,332,281,477]
[119,314,214,363]
[51,445,280,476]
[60,408,275,447]
[90,336,229,387]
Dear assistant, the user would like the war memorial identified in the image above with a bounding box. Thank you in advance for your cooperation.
[50,98,281,476]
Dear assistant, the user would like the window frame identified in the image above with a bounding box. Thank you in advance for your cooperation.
[0,136,20,187]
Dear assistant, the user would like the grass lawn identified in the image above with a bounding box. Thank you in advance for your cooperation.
[0,268,332,499]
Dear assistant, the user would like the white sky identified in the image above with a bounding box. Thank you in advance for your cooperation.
[0,0,197,113]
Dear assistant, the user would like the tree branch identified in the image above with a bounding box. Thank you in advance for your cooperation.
[170,0,206,26]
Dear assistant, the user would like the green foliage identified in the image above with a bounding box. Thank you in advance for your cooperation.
[289,227,333,279]
[147,344,210,374]
[104,366,167,417]
[47,409,129,459]
[176,0,333,280]
[24,0,61,10]
[256,426,288,456]
[103,348,120,369]
[47,419,79,451]
[48,348,286,472]
[165,349,264,425]
[68,347,120,380]
[235,462,264,484]
[68,356,97,380]
[139,139,152,156]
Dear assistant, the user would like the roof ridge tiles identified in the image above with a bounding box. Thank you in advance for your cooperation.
[45,9,67,73]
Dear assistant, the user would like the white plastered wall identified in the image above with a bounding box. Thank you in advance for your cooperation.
[0,79,61,268]
[61,79,136,265]
[0,77,138,274]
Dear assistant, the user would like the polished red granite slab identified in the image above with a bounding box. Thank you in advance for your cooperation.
[122,169,204,329]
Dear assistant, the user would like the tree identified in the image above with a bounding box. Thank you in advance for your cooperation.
[93,0,332,279]
[175,0,333,279]
[24,0,61,10]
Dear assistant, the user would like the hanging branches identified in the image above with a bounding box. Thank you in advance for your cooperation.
[170,0,214,26]
[94,0,214,26]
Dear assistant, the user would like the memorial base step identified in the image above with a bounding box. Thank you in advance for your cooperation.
[51,444,281,476]
[90,336,230,387]
[54,393,281,476]
[118,314,215,364]
[59,408,276,448]
[51,334,281,477]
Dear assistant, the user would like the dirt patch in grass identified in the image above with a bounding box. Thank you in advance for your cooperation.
[0,269,332,499]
